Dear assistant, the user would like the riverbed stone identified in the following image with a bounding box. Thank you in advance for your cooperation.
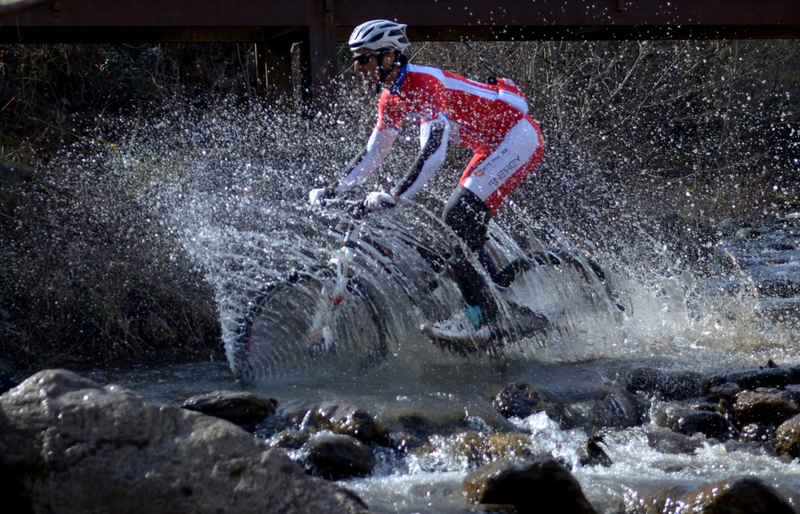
[0,369,368,514]
[640,477,793,514]
[712,365,800,390]
[268,429,310,450]
[625,367,708,400]
[386,430,426,454]
[557,385,648,431]
[578,435,613,467]
[301,433,376,480]
[652,402,731,439]
[446,430,533,468]
[463,454,599,514]
[491,382,549,418]
[738,423,775,444]
[732,388,800,427]
[643,424,706,455]
[772,413,800,457]
[181,390,278,430]
[316,401,379,444]
[376,396,516,438]
[707,382,742,404]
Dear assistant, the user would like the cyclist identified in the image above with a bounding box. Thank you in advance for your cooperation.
[309,20,544,343]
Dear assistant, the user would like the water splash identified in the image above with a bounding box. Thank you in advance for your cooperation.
[69,88,795,379]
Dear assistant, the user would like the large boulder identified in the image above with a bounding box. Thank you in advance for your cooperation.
[0,369,368,514]
[463,454,598,514]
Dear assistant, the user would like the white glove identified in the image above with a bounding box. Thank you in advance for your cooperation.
[309,187,333,205]
[363,191,396,211]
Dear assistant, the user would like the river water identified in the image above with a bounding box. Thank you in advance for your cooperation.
[86,208,800,513]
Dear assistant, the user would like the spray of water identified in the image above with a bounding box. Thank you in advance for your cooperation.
[56,79,795,379]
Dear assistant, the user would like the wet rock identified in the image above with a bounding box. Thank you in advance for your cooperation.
[642,477,793,514]
[707,382,742,404]
[446,430,533,468]
[316,402,379,444]
[271,400,317,431]
[268,429,310,450]
[772,413,800,457]
[386,430,426,455]
[578,435,613,467]
[557,386,648,431]
[377,396,516,438]
[491,382,549,418]
[181,390,278,430]
[737,423,775,444]
[0,369,368,513]
[625,367,708,401]
[463,454,599,514]
[302,433,376,480]
[712,365,800,390]
[732,388,800,427]
[652,402,731,439]
[643,424,706,455]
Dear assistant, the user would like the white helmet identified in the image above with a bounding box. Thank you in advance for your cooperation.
[349,20,410,53]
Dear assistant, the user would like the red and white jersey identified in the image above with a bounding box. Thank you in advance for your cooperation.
[376,63,528,152]
[336,62,541,208]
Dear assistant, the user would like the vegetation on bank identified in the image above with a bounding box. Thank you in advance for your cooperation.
[0,41,798,369]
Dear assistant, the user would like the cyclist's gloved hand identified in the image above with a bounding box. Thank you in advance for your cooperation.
[309,187,335,205]
[363,191,396,211]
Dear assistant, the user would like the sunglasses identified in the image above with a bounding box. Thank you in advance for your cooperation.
[354,52,382,65]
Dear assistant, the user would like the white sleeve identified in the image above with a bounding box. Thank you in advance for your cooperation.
[336,127,398,194]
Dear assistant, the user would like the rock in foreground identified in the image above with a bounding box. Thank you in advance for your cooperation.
[640,477,793,514]
[0,369,368,514]
[463,454,598,514]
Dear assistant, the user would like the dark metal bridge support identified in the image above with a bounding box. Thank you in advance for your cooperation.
[305,0,338,103]
[253,0,337,106]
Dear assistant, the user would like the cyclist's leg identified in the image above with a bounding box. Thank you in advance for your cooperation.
[459,115,545,286]
[442,184,498,323]
[460,114,544,215]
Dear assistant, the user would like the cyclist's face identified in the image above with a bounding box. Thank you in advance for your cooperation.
[353,49,382,87]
